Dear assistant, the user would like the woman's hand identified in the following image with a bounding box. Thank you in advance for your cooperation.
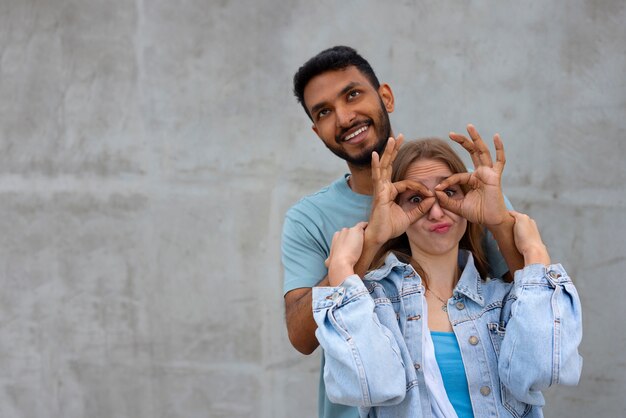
[366,135,435,246]
[510,211,551,266]
[435,124,509,227]
[326,222,368,286]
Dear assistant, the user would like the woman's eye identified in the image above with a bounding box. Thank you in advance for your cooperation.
[444,189,456,197]
[444,187,463,198]
[409,195,423,204]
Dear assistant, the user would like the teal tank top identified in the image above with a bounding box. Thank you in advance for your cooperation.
[431,331,475,418]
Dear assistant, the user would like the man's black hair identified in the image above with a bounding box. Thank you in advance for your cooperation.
[293,46,381,119]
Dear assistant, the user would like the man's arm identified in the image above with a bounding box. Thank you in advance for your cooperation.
[282,212,330,355]
[487,214,525,280]
[284,278,328,354]
[353,136,434,276]
[440,124,524,279]
[353,238,383,277]
[283,136,416,353]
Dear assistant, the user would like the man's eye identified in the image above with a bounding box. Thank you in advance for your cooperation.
[317,109,330,119]
[409,195,423,204]
[348,90,361,100]
[444,189,456,197]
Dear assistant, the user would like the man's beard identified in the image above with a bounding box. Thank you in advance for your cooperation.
[326,104,392,167]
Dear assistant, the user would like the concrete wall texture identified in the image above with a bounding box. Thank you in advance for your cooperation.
[0,0,624,417]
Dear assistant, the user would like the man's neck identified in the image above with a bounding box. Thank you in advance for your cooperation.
[346,163,374,195]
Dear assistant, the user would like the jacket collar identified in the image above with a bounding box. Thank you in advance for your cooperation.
[365,250,486,306]
[454,250,485,306]
[364,252,416,282]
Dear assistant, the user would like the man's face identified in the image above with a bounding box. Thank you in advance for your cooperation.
[303,66,394,167]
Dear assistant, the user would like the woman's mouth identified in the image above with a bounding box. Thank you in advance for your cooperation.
[430,223,451,233]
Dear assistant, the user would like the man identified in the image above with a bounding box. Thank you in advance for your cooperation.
[282,46,518,418]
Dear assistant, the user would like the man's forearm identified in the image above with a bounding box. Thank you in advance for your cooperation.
[284,276,330,355]
[488,215,525,278]
[354,237,384,277]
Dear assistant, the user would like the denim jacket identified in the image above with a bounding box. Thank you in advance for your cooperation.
[312,251,583,418]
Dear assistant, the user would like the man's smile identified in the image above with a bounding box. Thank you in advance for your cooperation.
[338,122,371,144]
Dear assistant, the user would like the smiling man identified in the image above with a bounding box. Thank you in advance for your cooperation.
[281,46,514,418]
[304,65,393,169]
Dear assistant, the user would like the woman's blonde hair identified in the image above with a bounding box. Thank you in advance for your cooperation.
[370,138,489,280]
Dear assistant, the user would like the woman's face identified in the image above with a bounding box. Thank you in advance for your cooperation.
[398,158,467,260]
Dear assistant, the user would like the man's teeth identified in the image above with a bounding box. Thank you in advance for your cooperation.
[344,126,368,141]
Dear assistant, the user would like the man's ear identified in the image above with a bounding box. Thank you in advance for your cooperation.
[378,83,395,113]
[312,124,319,136]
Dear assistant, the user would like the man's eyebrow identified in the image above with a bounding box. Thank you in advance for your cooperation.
[310,101,326,117]
[309,81,364,116]
[338,81,361,97]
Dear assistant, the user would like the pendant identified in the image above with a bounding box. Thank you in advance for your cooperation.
[441,305,447,312]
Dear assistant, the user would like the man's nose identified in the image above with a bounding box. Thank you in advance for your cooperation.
[336,105,356,127]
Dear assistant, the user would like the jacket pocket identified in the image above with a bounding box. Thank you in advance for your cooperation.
[488,323,532,418]
[500,383,532,418]
[487,322,506,356]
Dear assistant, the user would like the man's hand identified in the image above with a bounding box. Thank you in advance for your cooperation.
[435,124,509,227]
[366,135,435,245]
[354,135,435,276]
[435,124,524,277]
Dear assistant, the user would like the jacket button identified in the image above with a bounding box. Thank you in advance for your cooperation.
[548,270,561,279]
[455,301,465,310]
[480,386,491,396]
[468,336,479,345]
[414,362,421,370]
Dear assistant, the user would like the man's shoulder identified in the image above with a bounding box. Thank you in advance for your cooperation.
[286,175,353,217]
[290,181,336,208]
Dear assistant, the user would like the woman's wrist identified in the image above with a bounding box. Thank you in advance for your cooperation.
[522,245,551,266]
[328,263,356,287]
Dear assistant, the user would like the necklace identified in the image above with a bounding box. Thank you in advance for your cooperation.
[409,258,459,313]
[427,288,450,312]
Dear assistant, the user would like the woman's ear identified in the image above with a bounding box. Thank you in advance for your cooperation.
[378,83,395,113]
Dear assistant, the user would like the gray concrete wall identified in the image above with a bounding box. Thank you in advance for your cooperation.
[0,0,624,417]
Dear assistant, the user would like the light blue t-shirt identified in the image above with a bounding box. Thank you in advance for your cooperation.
[282,175,371,295]
[281,174,511,418]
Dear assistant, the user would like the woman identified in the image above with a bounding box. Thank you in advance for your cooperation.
[312,127,582,418]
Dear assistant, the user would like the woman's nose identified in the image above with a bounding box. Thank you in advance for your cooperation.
[427,200,445,220]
